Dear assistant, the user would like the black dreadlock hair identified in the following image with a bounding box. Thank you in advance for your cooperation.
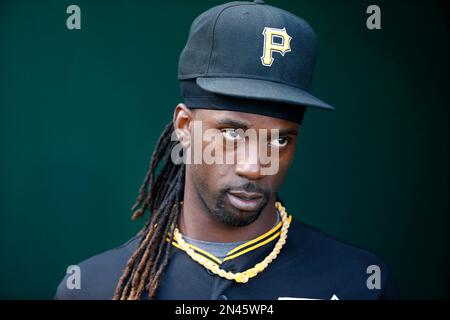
[112,122,184,300]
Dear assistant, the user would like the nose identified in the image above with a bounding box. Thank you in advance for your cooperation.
[235,161,263,180]
[234,141,263,180]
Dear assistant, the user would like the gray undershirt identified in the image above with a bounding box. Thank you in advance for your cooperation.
[183,211,281,259]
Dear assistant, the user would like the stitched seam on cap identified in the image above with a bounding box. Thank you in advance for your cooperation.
[206,2,257,75]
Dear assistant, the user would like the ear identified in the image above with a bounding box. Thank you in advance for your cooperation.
[173,103,193,147]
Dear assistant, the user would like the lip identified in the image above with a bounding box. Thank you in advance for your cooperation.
[228,190,263,199]
[227,190,264,212]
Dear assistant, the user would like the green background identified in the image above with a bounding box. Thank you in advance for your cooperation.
[0,0,448,299]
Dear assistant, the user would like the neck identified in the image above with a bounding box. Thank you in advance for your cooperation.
[178,183,278,243]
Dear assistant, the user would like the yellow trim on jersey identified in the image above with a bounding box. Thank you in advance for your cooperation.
[166,215,292,265]
[225,219,283,256]
[185,243,222,264]
[223,215,292,261]
[167,237,222,265]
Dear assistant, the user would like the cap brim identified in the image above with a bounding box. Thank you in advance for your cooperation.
[196,77,334,111]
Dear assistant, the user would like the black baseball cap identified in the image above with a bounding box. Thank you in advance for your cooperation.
[178,0,334,123]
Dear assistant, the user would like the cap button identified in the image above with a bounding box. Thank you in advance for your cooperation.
[254,0,265,4]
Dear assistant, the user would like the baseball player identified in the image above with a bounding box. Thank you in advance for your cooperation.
[56,0,397,300]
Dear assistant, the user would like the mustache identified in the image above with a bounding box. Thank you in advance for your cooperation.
[222,182,271,198]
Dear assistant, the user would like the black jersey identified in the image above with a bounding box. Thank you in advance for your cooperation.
[55,217,397,300]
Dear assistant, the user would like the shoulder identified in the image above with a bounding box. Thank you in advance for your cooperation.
[283,218,398,299]
[54,235,142,300]
[287,218,384,268]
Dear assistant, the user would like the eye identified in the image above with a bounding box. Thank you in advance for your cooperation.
[221,128,243,141]
[270,136,289,148]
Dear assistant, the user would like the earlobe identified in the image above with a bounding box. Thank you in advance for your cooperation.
[173,103,192,147]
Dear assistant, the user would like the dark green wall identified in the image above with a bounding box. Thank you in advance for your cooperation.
[0,0,448,299]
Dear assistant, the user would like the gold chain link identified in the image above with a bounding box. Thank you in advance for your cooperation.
[173,201,290,283]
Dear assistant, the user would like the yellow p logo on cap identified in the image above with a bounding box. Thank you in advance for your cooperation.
[261,27,292,67]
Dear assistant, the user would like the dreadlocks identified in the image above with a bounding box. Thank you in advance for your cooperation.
[113,122,185,300]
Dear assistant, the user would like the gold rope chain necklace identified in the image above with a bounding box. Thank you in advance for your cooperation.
[173,201,290,283]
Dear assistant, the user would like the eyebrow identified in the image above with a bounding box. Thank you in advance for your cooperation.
[214,117,298,136]
[215,118,251,130]
[278,128,299,136]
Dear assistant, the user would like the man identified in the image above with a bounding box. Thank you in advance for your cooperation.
[56,0,397,300]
